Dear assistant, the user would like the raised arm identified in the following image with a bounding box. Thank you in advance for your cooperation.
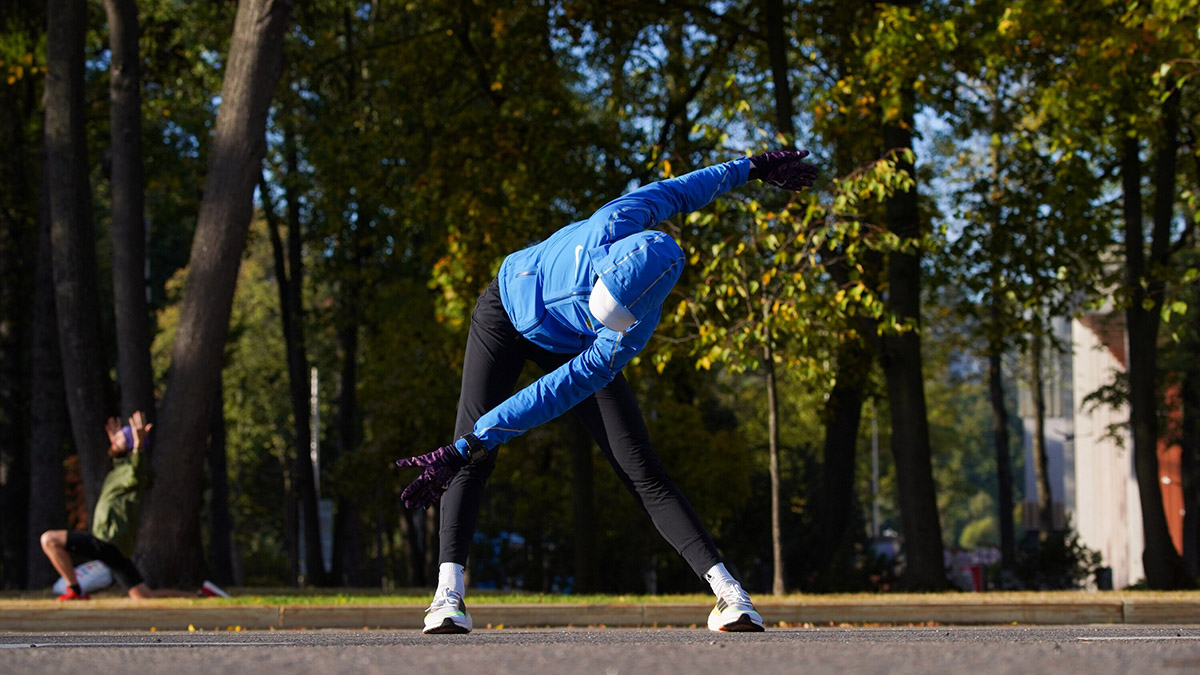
[588,159,751,242]
[588,151,817,241]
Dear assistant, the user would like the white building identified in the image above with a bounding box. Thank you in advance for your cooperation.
[1019,311,1183,589]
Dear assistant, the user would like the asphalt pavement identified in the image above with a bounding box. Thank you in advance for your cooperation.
[3,625,1200,674]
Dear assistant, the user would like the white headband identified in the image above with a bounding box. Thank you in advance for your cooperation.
[589,276,636,333]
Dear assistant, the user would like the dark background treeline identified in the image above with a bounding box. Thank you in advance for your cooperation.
[0,0,1197,594]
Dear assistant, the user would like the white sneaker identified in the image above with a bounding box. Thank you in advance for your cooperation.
[423,588,472,634]
[200,580,231,598]
[707,579,764,632]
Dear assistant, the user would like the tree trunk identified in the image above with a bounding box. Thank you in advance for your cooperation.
[818,252,876,586]
[283,130,326,586]
[332,245,364,586]
[134,0,295,588]
[104,0,155,421]
[263,131,325,586]
[331,333,363,585]
[817,336,870,577]
[45,0,111,511]
[987,329,1016,573]
[985,92,1017,572]
[1188,159,1200,577]
[1183,318,1199,577]
[1121,88,1192,589]
[762,0,795,140]
[570,417,598,593]
[0,3,39,590]
[399,510,422,587]
[207,381,236,587]
[261,176,300,584]
[27,156,71,590]
[764,335,785,596]
[1029,326,1054,533]
[879,96,948,590]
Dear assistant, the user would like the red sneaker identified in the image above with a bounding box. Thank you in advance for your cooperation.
[199,580,231,598]
[56,587,90,601]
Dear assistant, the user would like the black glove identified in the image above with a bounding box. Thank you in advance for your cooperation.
[394,444,469,509]
[748,150,818,190]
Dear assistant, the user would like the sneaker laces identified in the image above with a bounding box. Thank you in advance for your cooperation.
[710,576,753,611]
[427,587,465,613]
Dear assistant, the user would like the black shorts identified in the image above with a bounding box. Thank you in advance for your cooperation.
[65,531,143,590]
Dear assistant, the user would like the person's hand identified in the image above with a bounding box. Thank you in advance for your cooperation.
[128,410,152,452]
[104,417,127,452]
[394,445,469,510]
[748,150,818,190]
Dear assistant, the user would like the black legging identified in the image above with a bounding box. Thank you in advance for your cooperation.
[438,278,722,579]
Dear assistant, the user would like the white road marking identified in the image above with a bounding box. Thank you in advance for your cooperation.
[0,641,294,649]
[1077,636,1200,642]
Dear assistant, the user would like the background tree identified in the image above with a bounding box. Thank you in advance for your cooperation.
[45,0,111,510]
[0,0,46,589]
[103,0,155,421]
[135,0,295,588]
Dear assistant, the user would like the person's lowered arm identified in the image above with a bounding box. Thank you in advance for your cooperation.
[395,318,655,510]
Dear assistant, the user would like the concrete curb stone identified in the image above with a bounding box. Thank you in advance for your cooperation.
[2,599,1198,632]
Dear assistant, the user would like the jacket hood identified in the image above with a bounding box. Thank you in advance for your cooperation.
[588,230,684,323]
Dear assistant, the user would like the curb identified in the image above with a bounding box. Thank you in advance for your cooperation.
[1,600,1198,631]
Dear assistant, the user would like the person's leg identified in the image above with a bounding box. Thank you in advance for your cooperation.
[564,372,762,631]
[128,584,195,599]
[425,280,529,634]
[564,372,722,578]
[73,534,162,599]
[40,530,78,585]
[437,280,529,568]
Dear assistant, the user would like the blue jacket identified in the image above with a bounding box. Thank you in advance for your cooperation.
[458,158,752,454]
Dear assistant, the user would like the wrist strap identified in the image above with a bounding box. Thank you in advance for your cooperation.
[458,433,488,464]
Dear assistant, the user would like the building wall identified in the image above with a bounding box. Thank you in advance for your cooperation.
[1071,316,1144,588]
[1021,417,1073,531]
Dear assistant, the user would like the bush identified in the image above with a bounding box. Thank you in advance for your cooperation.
[1009,528,1102,590]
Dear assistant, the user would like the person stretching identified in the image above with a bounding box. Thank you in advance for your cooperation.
[395,151,817,633]
[41,411,230,600]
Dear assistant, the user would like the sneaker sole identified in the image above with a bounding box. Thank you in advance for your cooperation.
[716,613,765,632]
[423,618,471,635]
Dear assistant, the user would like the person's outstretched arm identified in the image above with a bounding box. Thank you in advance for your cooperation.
[588,151,817,241]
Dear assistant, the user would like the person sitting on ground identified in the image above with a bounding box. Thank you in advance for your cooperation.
[40,410,230,600]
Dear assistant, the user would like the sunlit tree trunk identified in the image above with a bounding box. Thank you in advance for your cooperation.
[135,0,295,588]
[764,332,785,596]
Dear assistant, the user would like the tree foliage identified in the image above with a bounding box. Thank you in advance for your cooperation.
[3,0,1199,591]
